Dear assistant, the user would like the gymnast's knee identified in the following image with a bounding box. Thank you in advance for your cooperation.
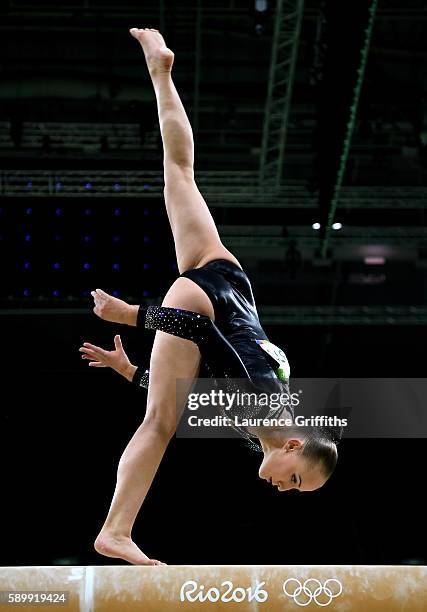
[163,161,194,188]
[143,406,176,441]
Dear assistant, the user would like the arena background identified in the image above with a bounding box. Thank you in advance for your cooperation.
[0,0,426,567]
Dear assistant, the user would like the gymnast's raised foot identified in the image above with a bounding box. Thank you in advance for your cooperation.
[129,27,174,76]
[94,531,166,566]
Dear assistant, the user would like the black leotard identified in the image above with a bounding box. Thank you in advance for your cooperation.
[133,259,292,448]
[181,259,283,385]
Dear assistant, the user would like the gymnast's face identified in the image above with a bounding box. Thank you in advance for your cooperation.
[258,438,327,492]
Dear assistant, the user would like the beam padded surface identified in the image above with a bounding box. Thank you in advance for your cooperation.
[1,565,427,611]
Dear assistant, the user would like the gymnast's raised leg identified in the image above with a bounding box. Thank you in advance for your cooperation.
[93,28,240,565]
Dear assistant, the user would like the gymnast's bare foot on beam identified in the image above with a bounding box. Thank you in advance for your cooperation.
[94,531,166,566]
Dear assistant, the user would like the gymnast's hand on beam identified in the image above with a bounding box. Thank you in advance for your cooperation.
[91,288,139,326]
[79,335,137,382]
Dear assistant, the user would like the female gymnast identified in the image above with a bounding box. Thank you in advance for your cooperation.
[79,28,340,566]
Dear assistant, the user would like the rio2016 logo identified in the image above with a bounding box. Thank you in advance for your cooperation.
[180,580,268,603]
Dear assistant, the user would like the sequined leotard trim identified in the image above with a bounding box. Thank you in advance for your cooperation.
[134,304,252,382]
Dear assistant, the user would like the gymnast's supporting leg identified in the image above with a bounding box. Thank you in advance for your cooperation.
[93,279,207,565]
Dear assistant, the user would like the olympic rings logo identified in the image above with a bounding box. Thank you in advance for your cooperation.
[283,578,343,607]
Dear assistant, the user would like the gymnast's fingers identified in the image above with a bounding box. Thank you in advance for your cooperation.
[79,346,97,356]
[82,342,108,355]
[81,353,103,362]
[95,288,110,299]
[79,348,106,363]
[91,291,103,305]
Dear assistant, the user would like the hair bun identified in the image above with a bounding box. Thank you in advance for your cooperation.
[321,424,343,444]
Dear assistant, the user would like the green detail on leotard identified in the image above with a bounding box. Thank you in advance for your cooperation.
[276,365,287,382]
[255,339,290,383]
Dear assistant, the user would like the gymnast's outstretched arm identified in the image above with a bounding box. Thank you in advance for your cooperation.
[87,288,252,382]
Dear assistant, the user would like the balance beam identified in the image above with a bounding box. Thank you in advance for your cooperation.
[1,565,427,611]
